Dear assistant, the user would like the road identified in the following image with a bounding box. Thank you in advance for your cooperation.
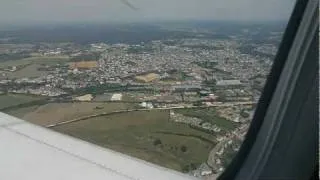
[207,123,249,176]
[46,101,254,128]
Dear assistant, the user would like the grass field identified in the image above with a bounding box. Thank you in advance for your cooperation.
[0,56,69,67]
[0,94,44,109]
[5,105,41,118]
[53,110,217,172]
[22,102,138,126]
[175,108,238,131]
[0,56,69,78]
[5,64,49,78]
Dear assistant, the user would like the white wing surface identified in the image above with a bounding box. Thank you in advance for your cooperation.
[0,112,196,180]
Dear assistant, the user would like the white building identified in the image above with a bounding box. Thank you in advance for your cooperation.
[140,102,154,109]
[111,93,123,101]
[74,94,93,101]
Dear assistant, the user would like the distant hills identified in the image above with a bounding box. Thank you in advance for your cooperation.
[0,21,287,45]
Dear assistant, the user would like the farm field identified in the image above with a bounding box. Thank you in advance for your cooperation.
[21,102,138,126]
[5,64,48,78]
[0,56,69,67]
[0,56,69,78]
[0,94,44,109]
[52,110,217,172]
[5,105,41,118]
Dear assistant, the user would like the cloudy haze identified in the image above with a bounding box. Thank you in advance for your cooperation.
[0,0,296,24]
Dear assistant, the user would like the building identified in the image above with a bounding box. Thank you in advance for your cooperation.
[172,85,202,92]
[140,102,154,109]
[198,163,213,176]
[74,94,93,101]
[216,80,242,86]
[111,93,123,101]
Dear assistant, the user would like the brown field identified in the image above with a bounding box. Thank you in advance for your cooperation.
[22,102,137,126]
[69,61,98,69]
[135,73,160,83]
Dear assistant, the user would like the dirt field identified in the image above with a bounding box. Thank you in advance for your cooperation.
[69,61,98,69]
[135,73,160,83]
[53,110,217,172]
[22,102,137,126]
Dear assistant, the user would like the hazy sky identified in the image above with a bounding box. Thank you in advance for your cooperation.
[0,0,296,24]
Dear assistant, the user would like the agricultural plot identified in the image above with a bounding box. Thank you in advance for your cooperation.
[22,102,138,126]
[53,110,217,172]
[0,56,69,78]
[0,94,44,109]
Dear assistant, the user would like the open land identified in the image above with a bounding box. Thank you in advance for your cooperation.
[0,56,69,67]
[4,99,235,173]
[52,110,217,172]
[0,93,44,109]
[19,102,138,126]
[5,105,41,118]
[0,56,69,78]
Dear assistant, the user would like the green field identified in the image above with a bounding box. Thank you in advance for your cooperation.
[0,56,69,78]
[19,102,139,126]
[53,110,217,172]
[5,105,41,118]
[0,94,44,109]
[5,64,50,78]
[175,108,238,131]
[0,56,69,67]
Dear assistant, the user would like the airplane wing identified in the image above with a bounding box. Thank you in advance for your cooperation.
[0,112,196,180]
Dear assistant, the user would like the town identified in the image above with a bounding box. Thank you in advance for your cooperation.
[0,24,280,178]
